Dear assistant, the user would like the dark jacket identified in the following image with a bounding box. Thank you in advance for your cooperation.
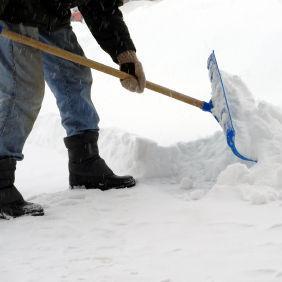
[0,0,136,62]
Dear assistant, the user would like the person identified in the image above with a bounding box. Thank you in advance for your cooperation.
[0,0,146,219]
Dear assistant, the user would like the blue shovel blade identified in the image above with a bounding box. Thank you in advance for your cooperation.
[206,51,257,163]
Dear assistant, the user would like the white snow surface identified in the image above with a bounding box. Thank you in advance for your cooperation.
[2,0,282,281]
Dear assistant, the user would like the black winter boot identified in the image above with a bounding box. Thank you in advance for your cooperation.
[64,131,136,190]
[0,159,44,219]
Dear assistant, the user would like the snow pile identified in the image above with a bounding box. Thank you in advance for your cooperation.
[100,128,235,185]
[211,71,272,162]
[208,73,282,204]
[28,111,233,199]
[29,114,233,182]
[211,101,282,204]
[29,69,282,205]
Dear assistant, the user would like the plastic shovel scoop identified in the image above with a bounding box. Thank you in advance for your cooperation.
[207,51,256,163]
[0,27,255,162]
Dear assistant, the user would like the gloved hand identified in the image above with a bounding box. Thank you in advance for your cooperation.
[117,51,146,93]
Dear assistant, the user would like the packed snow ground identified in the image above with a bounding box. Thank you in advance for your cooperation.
[2,0,282,281]
[3,176,282,282]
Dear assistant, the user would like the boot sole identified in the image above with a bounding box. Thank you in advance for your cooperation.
[0,210,44,220]
[0,202,44,220]
[70,178,136,191]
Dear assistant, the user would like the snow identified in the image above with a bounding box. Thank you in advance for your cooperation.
[4,182,282,282]
[2,0,282,281]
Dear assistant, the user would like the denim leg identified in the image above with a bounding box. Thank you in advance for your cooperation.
[0,22,44,160]
[39,26,100,137]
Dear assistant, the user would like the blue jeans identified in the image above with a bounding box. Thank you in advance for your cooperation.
[0,21,100,160]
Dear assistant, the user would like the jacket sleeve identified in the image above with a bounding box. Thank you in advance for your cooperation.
[0,0,9,15]
[78,0,136,63]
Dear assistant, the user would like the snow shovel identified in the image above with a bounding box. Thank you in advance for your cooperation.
[0,26,256,162]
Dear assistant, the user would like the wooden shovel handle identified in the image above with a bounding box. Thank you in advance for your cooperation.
[0,28,205,109]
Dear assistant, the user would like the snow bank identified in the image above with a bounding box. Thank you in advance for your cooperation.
[29,70,282,205]
[209,74,282,204]
[28,113,234,199]
[211,72,273,162]
[29,114,233,182]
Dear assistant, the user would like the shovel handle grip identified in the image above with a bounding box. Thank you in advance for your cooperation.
[0,27,206,109]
